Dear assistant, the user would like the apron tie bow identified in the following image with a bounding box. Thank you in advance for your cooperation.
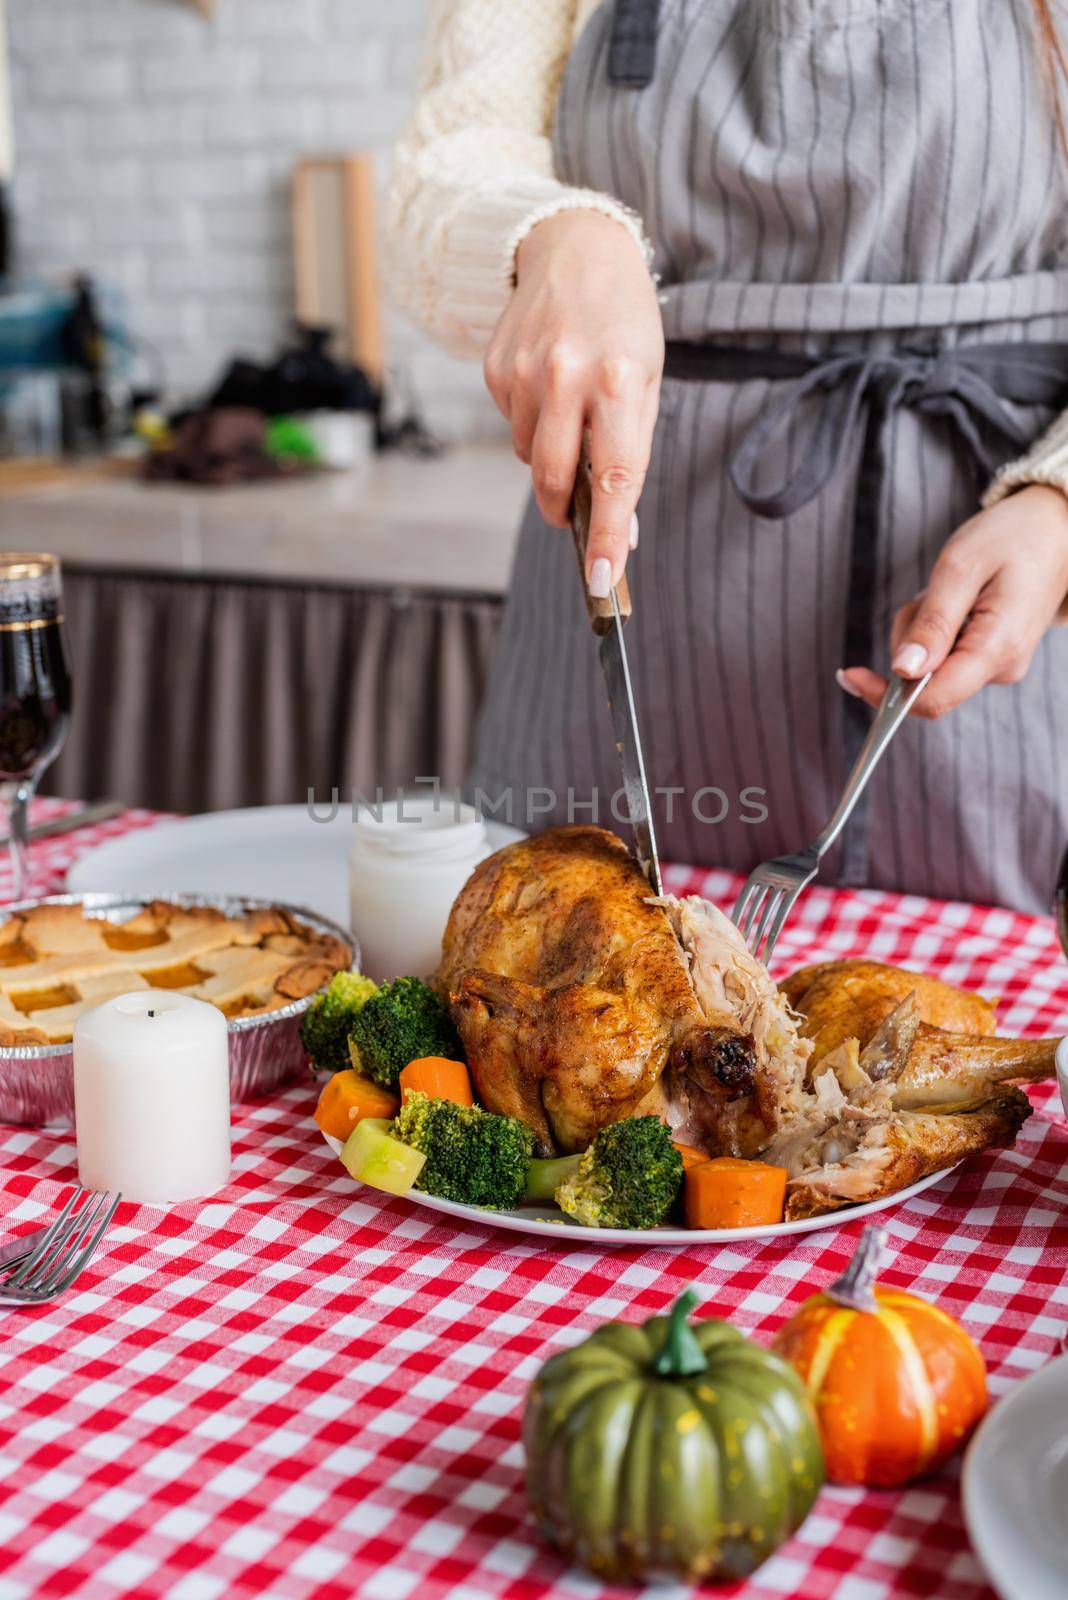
[727,344,1050,522]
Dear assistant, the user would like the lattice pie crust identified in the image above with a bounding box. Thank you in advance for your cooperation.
[0,900,351,1046]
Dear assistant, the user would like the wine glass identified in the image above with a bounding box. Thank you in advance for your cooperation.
[0,554,72,901]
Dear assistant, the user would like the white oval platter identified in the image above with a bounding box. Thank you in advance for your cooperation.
[322,1131,953,1246]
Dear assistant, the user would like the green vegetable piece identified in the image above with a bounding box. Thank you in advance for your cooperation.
[341,1118,426,1195]
[554,1116,683,1229]
[299,970,378,1074]
[651,1289,708,1378]
[392,1090,534,1209]
[347,976,462,1090]
[523,1153,582,1204]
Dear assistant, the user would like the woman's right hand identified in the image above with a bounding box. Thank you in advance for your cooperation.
[483,209,664,597]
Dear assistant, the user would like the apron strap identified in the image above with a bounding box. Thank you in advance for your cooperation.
[608,0,661,87]
[664,338,1068,884]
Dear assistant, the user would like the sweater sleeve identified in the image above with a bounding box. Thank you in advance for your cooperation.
[982,408,1068,506]
[386,0,654,360]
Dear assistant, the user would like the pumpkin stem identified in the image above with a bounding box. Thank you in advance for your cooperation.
[824,1225,886,1313]
[652,1288,708,1378]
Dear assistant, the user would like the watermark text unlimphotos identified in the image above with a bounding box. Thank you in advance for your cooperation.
[307,776,769,828]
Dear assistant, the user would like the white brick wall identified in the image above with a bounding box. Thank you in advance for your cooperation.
[5,0,500,442]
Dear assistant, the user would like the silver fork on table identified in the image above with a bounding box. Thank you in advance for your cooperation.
[0,1187,120,1305]
[731,670,932,964]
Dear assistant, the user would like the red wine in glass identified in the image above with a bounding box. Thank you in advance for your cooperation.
[0,555,72,899]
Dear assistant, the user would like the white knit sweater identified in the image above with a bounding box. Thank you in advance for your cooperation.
[386,0,1067,503]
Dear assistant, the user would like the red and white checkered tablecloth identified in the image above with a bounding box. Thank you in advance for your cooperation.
[0,800,1066,1600]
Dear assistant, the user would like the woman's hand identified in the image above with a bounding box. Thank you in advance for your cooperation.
[483,210,664,596]
[838,485,1068,717]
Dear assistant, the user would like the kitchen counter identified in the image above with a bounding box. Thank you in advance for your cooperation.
[12,445,531,813]
[0,444,530,596]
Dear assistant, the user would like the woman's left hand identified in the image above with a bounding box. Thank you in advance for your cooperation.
[838,485,1068,717]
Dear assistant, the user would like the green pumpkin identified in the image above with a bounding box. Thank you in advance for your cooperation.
[523,1290,824,1584]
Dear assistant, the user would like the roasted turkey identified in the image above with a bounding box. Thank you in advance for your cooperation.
[771,959,1057,1215]
[438,826,1059,1212]
[780,960,998,1058]
[439,827,763,1154]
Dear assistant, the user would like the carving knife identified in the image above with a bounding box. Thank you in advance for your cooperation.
[570,443,663,895]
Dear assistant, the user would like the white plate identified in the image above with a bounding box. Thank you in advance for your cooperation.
[67,804,525,930]
[962,1354,1068,1600]
[322,1130,953,1246]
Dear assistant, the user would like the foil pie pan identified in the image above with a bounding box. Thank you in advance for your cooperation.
[0,892,356,1128]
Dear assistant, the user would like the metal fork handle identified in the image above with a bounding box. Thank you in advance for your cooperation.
[813,671,932,859]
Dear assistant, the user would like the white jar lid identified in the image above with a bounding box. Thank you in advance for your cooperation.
[352,797,488,862]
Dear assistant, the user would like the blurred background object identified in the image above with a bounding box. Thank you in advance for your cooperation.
[0,0,525,813]
[1,0,496,442]
[0,0,11,283]
[292,154,382,385]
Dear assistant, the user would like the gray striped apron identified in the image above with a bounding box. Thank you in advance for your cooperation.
[471,0,1068,914]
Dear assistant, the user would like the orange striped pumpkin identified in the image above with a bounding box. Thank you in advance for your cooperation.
[771,1227,987,1486]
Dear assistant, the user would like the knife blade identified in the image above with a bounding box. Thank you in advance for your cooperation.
[0,1221,49,1272]
[570,443,663,895]
[0,799,123,850]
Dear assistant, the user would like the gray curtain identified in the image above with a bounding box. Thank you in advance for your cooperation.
[44,567,502,813]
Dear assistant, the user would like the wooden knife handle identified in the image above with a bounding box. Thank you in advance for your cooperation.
[569,435,632,637]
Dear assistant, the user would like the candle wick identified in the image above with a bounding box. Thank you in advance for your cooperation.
[147,1009,157,1018]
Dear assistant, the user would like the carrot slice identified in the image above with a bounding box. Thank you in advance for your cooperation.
[399,1056,473,1107]
[673,1141,711,1170]
[684,1156,788,1229]
[314,1069,399,1140]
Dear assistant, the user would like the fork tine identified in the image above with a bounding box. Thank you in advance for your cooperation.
[49,1194,120,1295]
[25,1192,109,1297]
[737,883,767,943]
[760,888,799,967]
[744,888,773,949]
[735,889,757,947]
[15,1193,99,1296]
[3,1187,82,1290]
[749,888,784,963]
[730,876,759,930]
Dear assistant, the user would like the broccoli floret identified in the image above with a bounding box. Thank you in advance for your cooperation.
[348,976,461,1090]
[393,1091,534,1208]
[554,1117,683,1229]
[299,970,378,1073]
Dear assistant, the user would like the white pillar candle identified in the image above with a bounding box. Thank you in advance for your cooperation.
[73,990,231,1203]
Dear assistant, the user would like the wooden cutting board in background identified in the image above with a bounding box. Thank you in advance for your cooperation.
[291,155,383,382]
[0,457,136,490]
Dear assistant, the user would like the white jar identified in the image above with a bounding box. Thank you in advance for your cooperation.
[348,797,492,981]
